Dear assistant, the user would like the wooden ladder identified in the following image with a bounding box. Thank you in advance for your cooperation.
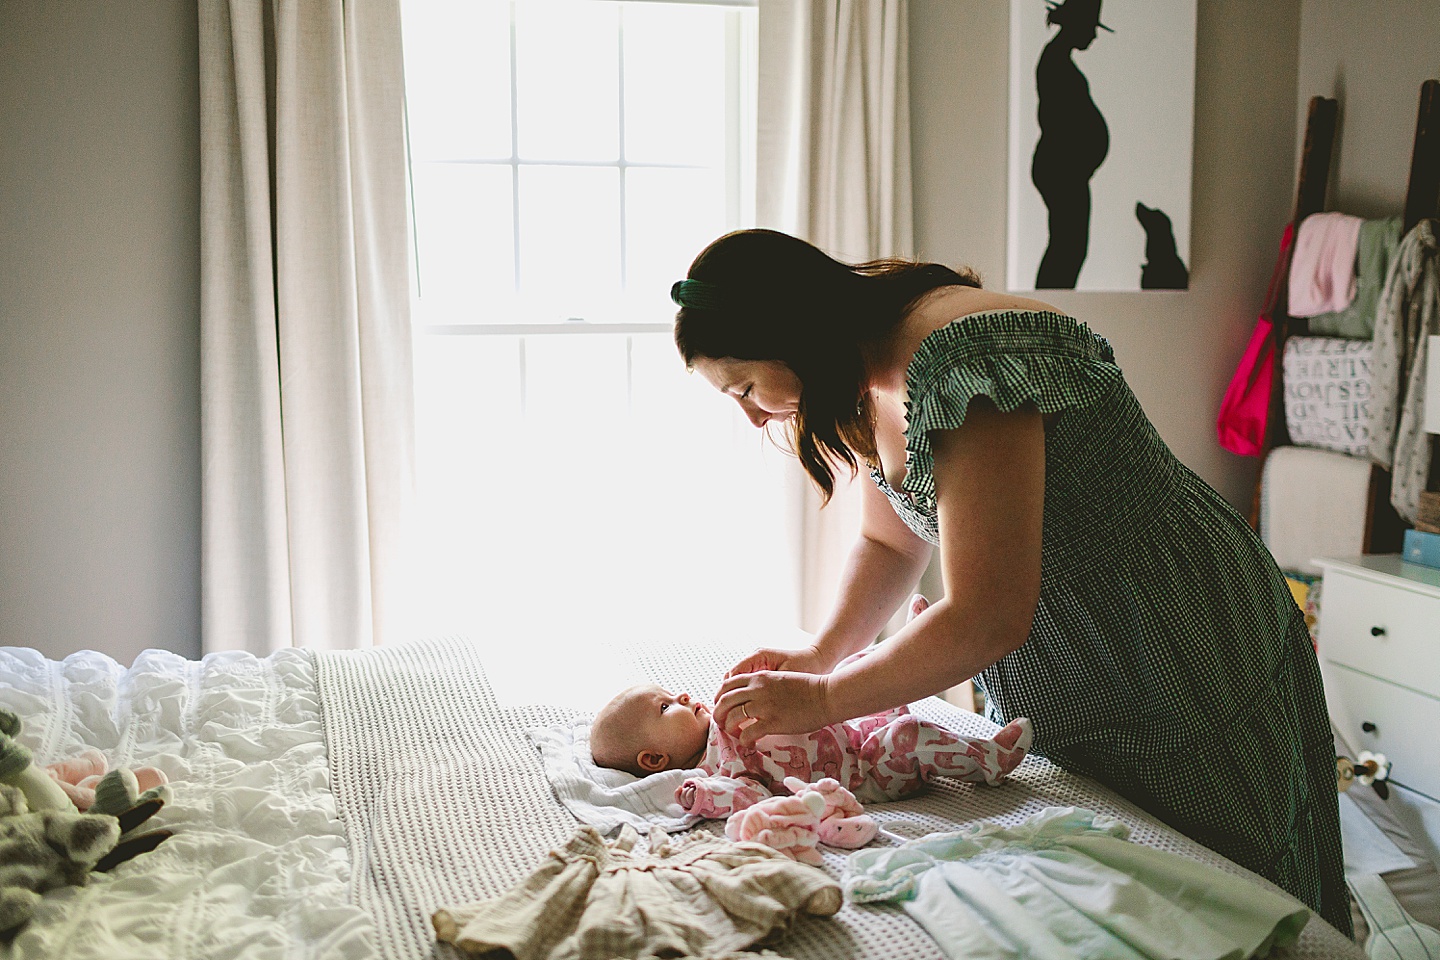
[1249,80,1440,553]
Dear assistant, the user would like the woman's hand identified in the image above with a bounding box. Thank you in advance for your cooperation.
[722,644,831,682]
[713,670,835,747]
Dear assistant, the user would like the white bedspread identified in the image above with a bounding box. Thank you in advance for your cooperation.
[0,645,378,959]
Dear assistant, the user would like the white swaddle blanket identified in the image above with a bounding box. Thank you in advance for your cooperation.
[526,721,703,834]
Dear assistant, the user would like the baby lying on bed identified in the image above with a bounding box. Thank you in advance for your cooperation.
[590,599,1032,820]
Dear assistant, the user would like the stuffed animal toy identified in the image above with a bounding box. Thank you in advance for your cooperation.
[0,709,173,938]
[0,712,76,815]
[0,783,121,936]
[725,790,826,866]
[782,777,878,849]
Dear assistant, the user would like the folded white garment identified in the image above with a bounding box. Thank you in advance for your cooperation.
[1259,445,1371,575]
[527,720,702,835]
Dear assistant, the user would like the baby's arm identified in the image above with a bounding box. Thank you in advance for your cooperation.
[676,774,773,819]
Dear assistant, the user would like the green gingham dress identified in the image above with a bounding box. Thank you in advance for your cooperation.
[871,309,1351,936]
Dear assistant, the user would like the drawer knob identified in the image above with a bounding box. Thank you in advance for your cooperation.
[1370,626,1386,637]
[1361,721,1377,733]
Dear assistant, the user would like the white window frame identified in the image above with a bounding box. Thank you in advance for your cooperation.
[401,0,800,646]
[408,0,758,338]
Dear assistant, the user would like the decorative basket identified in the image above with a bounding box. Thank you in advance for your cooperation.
[1418,490,1440,535]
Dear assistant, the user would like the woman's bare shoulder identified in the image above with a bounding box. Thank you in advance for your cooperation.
[920,288,1061,324]
[896,288,1061,356]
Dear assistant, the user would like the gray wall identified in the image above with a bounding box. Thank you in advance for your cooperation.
[1297,0,1440,219]
[0,1,201,664]
[909,0,1305,511]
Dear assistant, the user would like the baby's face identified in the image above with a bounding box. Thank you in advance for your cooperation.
[612,684,712,772]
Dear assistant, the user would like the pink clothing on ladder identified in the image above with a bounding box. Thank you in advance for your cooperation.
[1287,211,1363,316]
[678,707,1032,820]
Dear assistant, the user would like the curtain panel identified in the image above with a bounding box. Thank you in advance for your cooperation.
[198,0,415,653]
[756,0,914,631]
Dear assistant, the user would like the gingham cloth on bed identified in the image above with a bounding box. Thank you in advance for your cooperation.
[314,636,1362,960]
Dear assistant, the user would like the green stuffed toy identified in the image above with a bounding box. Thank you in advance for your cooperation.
[0,708,172,938]
[0,710,74,814]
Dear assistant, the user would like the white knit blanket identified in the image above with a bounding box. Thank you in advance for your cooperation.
[315,637,1364,960]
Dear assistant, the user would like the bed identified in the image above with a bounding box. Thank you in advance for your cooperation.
[0,634,1365,959]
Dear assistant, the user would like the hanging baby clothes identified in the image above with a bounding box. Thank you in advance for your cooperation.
[1368,219,1439,523]
[432,823,841,960]
[844,807,1309,960]
[1308,216,1404,339]
[1289,212,1365,317]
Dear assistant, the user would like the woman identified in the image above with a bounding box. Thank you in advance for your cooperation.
[671,228,1350,935]
[1031,0,1110,288]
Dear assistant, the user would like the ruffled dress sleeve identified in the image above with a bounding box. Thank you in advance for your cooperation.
[896,309,1123,510]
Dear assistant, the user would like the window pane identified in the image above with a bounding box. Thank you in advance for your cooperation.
[412,332,800,647]
[623,4,728,165]
[412,334,526,635]
[517,166,621,321]
[402,0,512,160]
[412,162,516,322]
[626,334,798,630]
[523,334,628,433]
[624,166,727,320]
[515,2,619,161]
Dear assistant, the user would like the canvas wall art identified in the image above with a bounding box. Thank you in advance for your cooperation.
[1007,0,1197,291]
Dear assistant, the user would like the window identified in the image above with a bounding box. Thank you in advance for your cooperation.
[402,0,797,651]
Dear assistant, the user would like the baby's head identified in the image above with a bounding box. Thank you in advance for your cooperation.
[591,684,712,776]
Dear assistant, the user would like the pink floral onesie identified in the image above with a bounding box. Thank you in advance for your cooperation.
[678,707,1032,820]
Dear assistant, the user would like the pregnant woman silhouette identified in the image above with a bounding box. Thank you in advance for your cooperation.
[1032,0,1111,289]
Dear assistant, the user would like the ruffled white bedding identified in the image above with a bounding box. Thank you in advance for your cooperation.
[0,646,377,959]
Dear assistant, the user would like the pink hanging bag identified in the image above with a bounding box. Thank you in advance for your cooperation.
[1217,224,1295,456]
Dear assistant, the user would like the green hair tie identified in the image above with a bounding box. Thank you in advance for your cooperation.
[670,278,725,311]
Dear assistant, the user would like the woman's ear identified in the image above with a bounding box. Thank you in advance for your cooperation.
[637,750,670,773]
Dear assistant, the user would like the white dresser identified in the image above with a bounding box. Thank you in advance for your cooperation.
[1316,555,1440,802]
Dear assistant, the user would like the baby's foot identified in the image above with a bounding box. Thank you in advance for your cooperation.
[906,594,929,623]
[938,718,1033,786]
[985,717,1033,783]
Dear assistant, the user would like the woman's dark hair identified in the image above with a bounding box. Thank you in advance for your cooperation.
[673,229,981,503]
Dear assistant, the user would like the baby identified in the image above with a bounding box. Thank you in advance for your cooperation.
[590,599,1032,819]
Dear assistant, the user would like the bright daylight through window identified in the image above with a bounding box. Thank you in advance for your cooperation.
[401,0,796,664]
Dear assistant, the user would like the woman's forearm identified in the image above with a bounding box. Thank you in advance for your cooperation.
[819,596,1031,723]
[809,534,931,670]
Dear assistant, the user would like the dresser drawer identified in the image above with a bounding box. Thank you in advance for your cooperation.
[1328,664,1440,801]
[1320,569,1440,698]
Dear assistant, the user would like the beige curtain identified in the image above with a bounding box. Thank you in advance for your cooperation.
[756,0,914,631]
[199,0,415,653]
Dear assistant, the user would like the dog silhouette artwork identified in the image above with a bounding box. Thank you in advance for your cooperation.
[1135,202,1189,289]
